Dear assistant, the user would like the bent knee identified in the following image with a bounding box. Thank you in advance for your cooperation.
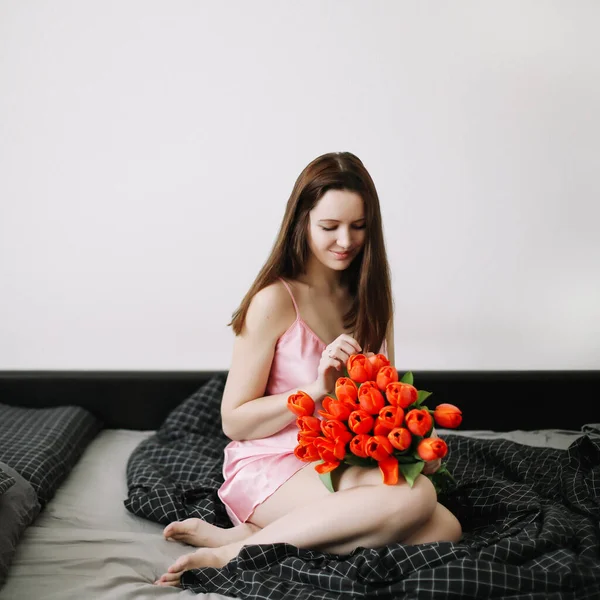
[406,474,437,519]
[445,512,463,543]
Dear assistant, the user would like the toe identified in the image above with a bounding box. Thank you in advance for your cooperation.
[168,556,190,573]
[155,571,182,586]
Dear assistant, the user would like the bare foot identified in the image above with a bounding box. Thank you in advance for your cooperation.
[163,518,258,547]
[154,545,237,587]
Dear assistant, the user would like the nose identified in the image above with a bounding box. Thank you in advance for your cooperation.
[337,228,352,249]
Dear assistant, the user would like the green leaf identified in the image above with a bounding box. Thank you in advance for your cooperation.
[396,455,419,464]
[428,463,457,495]
[411,448,424,460]
[400,371,414,385]
[344,455,375,468]
[399,461,424,487]
[317,464,335,493]
[416,390,432,405]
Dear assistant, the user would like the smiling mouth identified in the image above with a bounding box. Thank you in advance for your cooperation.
[331,250,352,259]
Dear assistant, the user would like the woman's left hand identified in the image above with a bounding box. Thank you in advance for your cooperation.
[422,427,442,475]
[422,458,442,475]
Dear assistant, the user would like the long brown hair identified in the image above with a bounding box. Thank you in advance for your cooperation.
[229,151,393,352]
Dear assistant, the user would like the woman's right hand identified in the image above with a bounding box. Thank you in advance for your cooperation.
[315,334,362,398]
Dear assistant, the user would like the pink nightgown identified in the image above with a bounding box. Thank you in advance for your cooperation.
[218,278,386,526]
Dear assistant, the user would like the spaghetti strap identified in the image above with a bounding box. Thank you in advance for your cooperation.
[278,277,300,318]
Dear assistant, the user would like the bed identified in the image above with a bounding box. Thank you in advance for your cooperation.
[0,369,598,600]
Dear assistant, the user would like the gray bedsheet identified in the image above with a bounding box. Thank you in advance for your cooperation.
[0,430,232,600]
[0,427,593,600]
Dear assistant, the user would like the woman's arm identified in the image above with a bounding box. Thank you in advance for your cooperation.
[220,283,325,441]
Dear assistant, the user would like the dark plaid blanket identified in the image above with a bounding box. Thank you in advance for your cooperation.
[125,376,600,599]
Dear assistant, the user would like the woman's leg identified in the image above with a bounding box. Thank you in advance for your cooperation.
[402,502,462,545]
[156,464,441,586]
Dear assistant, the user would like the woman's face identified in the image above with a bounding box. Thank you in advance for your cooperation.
[306,189,366,271]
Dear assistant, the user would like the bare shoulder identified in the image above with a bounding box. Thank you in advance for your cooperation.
[243,280,297,339]
[221,280,297,422]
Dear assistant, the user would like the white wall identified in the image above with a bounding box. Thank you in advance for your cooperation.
[1,1,599,371]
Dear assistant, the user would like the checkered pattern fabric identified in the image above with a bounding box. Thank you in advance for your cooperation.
[125,379,600,599]
[125,374,231,527]
[0,465,16,495]
[0,403,102,506]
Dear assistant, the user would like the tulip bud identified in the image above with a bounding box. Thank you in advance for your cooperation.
[376,365,399,391]
[365,435,393,461]
[405,409,433,437]
[385,382,418,409]
[348,410,375,435]
[335,377,358,405]
[349,433,370,458]
[433,403,463,428]
[287,391,315,417]
[368,353,390,374]
[347,354,375,383]
[417,437,448,461]
[388,427,412,451]
[358,382,386,415]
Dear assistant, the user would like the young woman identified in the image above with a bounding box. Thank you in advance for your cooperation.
[155,152,462,586]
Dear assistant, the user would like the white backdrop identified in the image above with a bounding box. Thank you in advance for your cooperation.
[1,1,599,371]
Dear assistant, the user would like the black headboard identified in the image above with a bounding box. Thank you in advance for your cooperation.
[0,370,598,432]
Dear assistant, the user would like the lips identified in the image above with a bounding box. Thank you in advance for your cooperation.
[331,250,352,260]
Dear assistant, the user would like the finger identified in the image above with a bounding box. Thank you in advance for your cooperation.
[336,334,362,353]
[336,340,361,357]
[327,340,358,360]
[326,357,344,371]
[325,345,349,363]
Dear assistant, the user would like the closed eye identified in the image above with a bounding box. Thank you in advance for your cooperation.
[320,224,366,232]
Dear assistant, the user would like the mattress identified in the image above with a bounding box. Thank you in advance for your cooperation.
[0,426,595,600]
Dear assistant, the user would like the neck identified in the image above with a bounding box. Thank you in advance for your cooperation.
[299,255,344,295]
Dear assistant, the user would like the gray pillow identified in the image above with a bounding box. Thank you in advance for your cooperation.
[0,461,41,587]
[0,403,102,507]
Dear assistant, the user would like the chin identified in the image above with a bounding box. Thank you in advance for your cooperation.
[326,256,355,270]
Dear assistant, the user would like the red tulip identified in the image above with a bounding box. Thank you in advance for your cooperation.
[287,391,315,417]
[376,365,399,391]
[378,405,404,429]
[347,354,375,383]
[294,443,319,462]
[358,382,386,415]
[314,436,345,462]
[368,353,390,374]
[297,430,321,445]
[378,455,399,485]
[318,397,352,421]
[296,415,321,433]
[373,417,392,436]
[385,382,418,409]
[405,409,434,437]
[348,409,375,435]
[417,437,448,461]
[321,419,353,444]
[388,427,412,451]
[315,461,340,474]
[365,435,394,461]
[433,403,463,428]
[349,433,370,458]
[335,377,359,406]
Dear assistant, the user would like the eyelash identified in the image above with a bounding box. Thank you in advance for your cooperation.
[320,225,366,232]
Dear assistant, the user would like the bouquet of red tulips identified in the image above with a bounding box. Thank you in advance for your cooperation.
[287,353,462,494]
